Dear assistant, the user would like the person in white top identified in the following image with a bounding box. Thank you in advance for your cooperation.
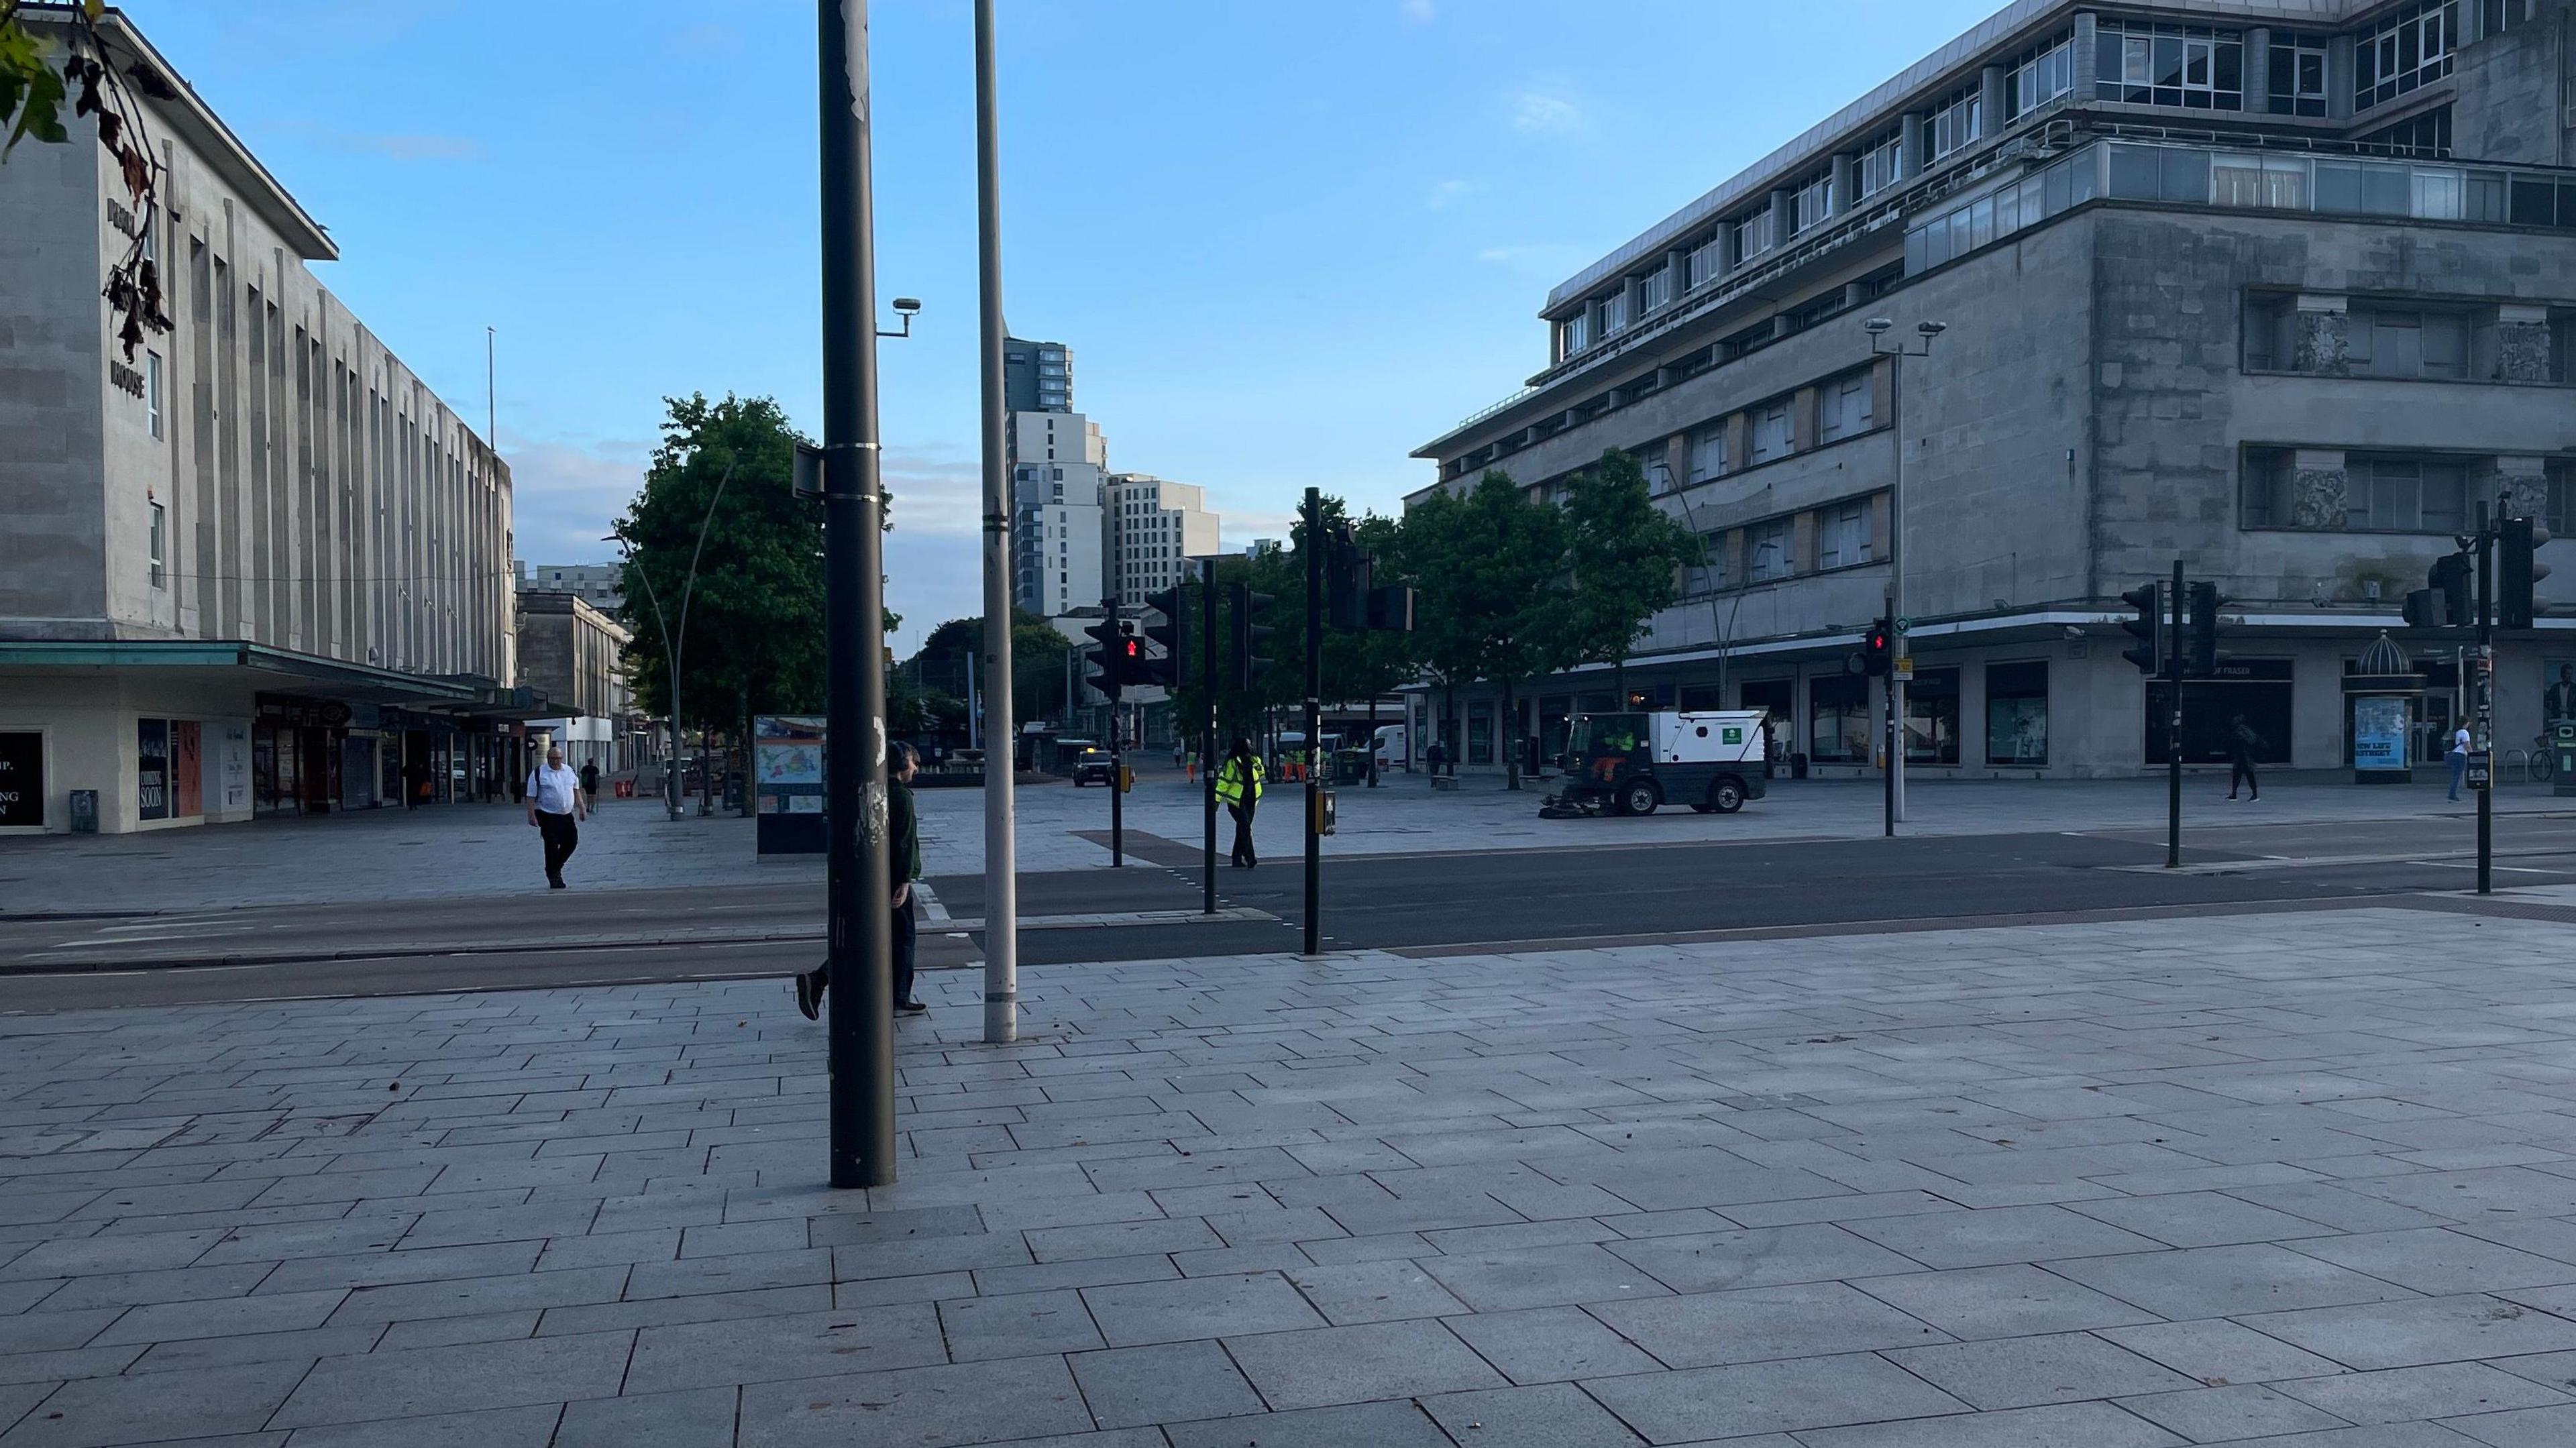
[526,744,589,889]
[2449,724,2473,802]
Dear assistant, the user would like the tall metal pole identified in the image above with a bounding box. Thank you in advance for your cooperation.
[2477,512,2495,895]
[1888,347,1906,828]
[819,0,895,1190]
[1201,557,1218,915]
[2167,559,2184,869]
[972,0,1018,1046]
[1302,488,1323,956]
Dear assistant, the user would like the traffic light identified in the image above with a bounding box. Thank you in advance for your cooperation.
[1139,586,1186,689]
[1858,617,1892,677]
[2185,581,2223,677]
[1366,583,1415,632]
[2120,582,2161,674]
[1228,581,1274,691]
[2501,515,2551,630]
[1325,524,1371,630]
[1083,608,1136,702]
[2407,551,2474,630]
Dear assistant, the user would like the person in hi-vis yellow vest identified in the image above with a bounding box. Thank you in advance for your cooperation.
[1214,737,1265,869]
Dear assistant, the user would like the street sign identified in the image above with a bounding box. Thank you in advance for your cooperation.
[1894,657,1915,680]
[1894,617,1911,634]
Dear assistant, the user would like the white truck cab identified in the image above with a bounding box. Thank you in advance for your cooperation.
[1542,708,1770,818]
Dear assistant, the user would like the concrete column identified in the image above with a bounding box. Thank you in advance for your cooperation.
[1666,246,1692,298]
[2072,12,2098,97]
[1870,355,1895,427]
[1791,510,1819,572]
[2245,28,2271,113]
[1870,491,1893,561]
[1717,225,1739,274]
[1980,64,2006,133]
[1726,412,1751,473]
[2292,294,2351,376]
[1768,187,1794,251]
[2495,303,2554,382]
[1792,386,1821,451]
[2327,34,2355,121]
[1900,113,1927,180]
[1830,154,1856,217]
[2290,447,2350,528]
[1723,528,1746,586]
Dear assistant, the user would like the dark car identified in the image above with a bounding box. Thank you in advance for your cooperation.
[1071,746,1115,787]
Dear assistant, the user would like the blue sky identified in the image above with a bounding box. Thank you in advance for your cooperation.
[123,0,1995,650]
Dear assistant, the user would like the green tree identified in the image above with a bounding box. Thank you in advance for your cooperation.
[614,394,824,750]
[1405,471,1571,789]
[3,1,170,358]
[902,610,1073,732]
[1557,448,1702,704]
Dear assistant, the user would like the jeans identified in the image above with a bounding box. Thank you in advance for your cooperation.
[2449,750,2467,801]
[808,895,916,1004]
[536,810,579,881]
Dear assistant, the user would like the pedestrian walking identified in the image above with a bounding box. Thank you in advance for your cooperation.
[797,742,926,1021]
[2448,723,2472,801]
[2224,714,2263,801]
[525,744,588,889]
[579,758,600,801]
[1215,736,1265,869]
[402,757,428,810]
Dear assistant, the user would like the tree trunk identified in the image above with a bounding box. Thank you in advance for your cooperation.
[1503,678,1520,791]
[1614,653,1627,709]
[1366,694,1379,787]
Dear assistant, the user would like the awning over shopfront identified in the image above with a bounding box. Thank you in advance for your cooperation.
[0,640,484,706]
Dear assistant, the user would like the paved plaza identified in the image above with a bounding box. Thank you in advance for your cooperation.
[1,771,2559,912]
[4,902,2576,1442]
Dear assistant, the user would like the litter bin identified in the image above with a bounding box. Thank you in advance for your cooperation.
[1789,752,1810,780]
[2555,724,2576,797]
[1330,748,1368,785]
[69,789,97,834]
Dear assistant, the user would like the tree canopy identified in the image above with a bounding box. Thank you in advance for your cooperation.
[1555,449,1702,699]
[614,394,824,732]
[1400,471,1572,787]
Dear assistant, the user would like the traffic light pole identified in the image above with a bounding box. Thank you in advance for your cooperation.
[1201,558,1219,916]
[971,0,1016,1046]
[1882,599,1896,840]
[2167,557,2184,870]
[1302,488,1324,957]
[818,0,895,1190]
[2477,520,2494,895]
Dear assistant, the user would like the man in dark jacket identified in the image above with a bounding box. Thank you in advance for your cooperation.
[796,741,926,1019]
[2226,714,2263,801]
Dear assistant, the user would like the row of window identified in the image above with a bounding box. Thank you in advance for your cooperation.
[1678,491,1881,596]
[2096,21,2246,111]
[2239,449,2573,533]
[2243,294,2569,382]
[2357,1,2456,110]
[1630,368,1876,501]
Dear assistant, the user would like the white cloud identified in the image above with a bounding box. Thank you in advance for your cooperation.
[881,447,984,539]
[268,119,482,161]
[1425,178,1483,209]
[1399,0,1435,23]
[502,435,649,565]
[1509,89,1587,137]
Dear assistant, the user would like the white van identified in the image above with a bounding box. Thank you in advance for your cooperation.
[1373,724,1407,771]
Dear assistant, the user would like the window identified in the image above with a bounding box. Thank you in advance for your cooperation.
[1750,401,1792,464]
[1688,421,1729,483]
[1686,235,1725,288]
[2211,153,2312,210]
[1558,311,1591,359]
[1929,84,1984,161]
[2356,1,2455,110]
[1816,500,1870,569]
[2096,20,2245,110]
[148,500,166,588]
[2269,36,2330,116]
[1809,675,1870,763]
[1790,172,1833,235]
[2548,462,2576,538]
[1684,532,1730,595]
[2242,448,2471,532]
[1599,290,1628,337]
[1733,206,1773,262]
[1638,441,1673,495]
[2360,106,2452,158]
[2485,0,2531,34]
[1986,661,2047,765]
[1641,264,1672,313]
[2243,293,2294,371]
[1746,518,1793,581]
[1818,372,1872,441]
[1906,669,1961,765]
[2348,304,2471,380]
[1858,130,1905,201]
[144,349,162,439]
[2009,34,2074,118]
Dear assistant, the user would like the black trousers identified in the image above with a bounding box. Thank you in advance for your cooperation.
[810,897,917,1004]
[2229,754,2258,796]
[537,810,578,880]
[1228,801,1257,867]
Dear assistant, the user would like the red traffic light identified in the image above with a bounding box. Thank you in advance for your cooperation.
[1120,638,1141,659]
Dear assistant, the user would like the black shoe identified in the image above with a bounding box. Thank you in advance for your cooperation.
[547,876,567,889]
[895,999,928,1016]
[794,972,820,1021]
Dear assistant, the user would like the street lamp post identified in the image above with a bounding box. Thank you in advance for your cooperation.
[1864,317,1944,834]
[972,0,1018,1046]
[606,459,733,824]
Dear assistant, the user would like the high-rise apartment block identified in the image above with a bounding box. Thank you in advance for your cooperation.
[1104,475,1221,602]
[1004,337,1074,414]
[1413,0,2576,779]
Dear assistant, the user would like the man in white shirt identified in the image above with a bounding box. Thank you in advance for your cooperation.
[2449,724,2472,803]
[526,744,589,889]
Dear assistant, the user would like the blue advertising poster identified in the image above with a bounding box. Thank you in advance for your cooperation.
[754,715,826,854]
[2353,695,2408,773]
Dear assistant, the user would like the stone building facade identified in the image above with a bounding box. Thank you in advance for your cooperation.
[1411,0,2576,781]
[0,8,535,832]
